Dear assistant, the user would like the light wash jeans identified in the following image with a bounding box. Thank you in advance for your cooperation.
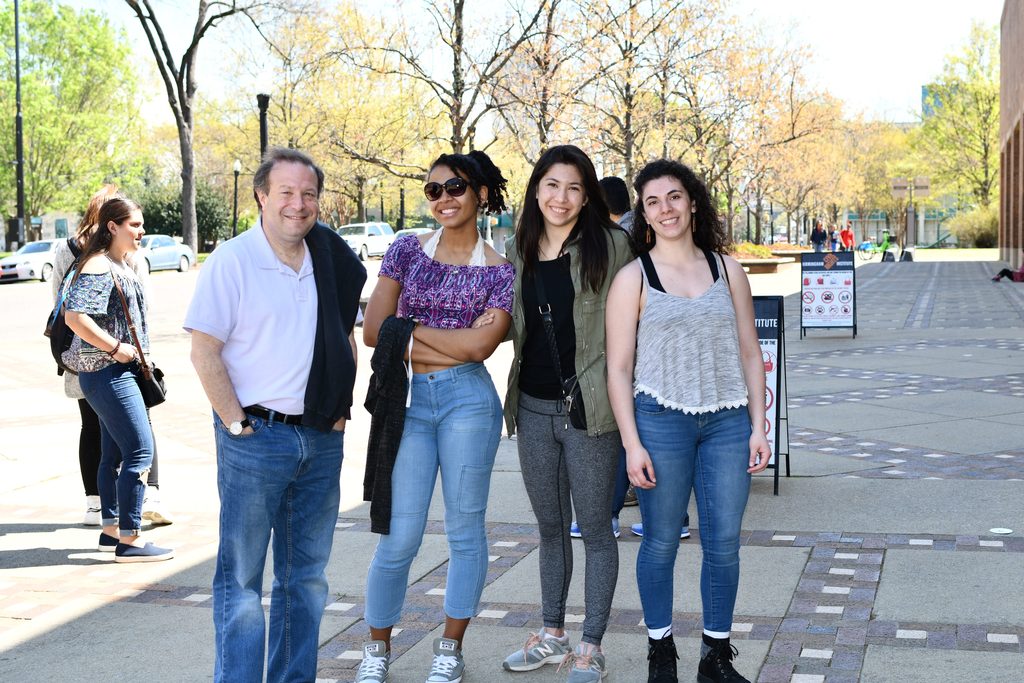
[633,394,752,633]
[364,362,502,627]
[78,362,153,536]
[212,414,344,683]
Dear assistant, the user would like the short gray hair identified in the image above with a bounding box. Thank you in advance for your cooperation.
[252,146,325,200]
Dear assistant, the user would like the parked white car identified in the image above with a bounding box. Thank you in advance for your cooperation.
[136,234,195,273]
[0,240,57,282]
[336,222,395,260]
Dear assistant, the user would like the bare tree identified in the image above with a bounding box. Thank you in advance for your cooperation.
[123,0,275,253]
[335,0,543,175]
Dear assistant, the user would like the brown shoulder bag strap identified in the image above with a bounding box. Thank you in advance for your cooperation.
[109,263,153,380]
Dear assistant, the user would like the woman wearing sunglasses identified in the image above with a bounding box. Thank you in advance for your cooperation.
[500,145,632,683]
[357,150,514,683]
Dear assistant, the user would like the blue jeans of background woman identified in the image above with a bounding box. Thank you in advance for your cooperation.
[633,394,752,634]
[78,362,153,536]
[364,363,503,627]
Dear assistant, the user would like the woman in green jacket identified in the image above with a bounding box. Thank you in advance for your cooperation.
[499,145,632,683]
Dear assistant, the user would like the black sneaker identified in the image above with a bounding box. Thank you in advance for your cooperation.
[647,635,678,682]
[697,640,749,683]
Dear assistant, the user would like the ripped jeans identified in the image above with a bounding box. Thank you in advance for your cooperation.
[79,362,153,536]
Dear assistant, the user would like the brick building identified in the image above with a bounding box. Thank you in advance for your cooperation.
[1001,0,1024,266]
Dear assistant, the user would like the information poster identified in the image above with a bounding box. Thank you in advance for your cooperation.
[753,296,789,494]
[800,251,856,337]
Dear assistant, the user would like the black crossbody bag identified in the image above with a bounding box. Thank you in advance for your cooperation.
[533,270,587,430]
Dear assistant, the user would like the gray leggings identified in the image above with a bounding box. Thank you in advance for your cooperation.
[516,392,621,645]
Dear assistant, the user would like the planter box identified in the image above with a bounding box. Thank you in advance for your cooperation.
[736,256,795,274]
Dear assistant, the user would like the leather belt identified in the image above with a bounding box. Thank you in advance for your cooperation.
[244,405,304,425]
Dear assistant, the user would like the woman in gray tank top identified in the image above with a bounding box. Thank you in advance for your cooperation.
[606,160,771,683]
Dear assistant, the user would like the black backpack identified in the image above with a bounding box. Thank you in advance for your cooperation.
[44,237,82,376]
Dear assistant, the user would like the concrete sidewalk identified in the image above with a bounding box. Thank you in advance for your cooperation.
[1,250,1022,682]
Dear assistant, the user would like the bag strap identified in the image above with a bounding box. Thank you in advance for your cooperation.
[108,260,153,380]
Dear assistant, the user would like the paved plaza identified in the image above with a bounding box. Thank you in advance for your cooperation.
[1,250,1022,682]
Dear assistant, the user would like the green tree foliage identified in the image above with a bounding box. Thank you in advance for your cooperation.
[137,180,231,249]
[0,1,138,218]
[918,22,999,209]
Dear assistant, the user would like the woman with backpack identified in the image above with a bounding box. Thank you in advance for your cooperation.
[62,196,173,563]
[52,186,172,529]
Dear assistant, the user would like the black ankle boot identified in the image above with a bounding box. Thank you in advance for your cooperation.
[697,636,750,683]
[646,634,678,682]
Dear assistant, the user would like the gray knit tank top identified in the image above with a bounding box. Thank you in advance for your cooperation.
[633,253,748,413]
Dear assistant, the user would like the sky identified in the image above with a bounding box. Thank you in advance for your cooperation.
[71,0,1007,124]
[731,0,1006,122]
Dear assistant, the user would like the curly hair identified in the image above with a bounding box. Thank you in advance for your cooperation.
[631,159,725,255]
[429,150,509,215]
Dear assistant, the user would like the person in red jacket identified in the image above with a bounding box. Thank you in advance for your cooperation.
[840,222,855,252]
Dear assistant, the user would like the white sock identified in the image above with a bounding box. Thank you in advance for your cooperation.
[541,629,567,641]
[703,628,730,639]
[648,625,672,640]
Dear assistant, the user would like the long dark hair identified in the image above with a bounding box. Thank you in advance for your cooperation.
[429,150,509,214]
[631,159,724,255]
[72,197,143,285]
[516,145,617,292]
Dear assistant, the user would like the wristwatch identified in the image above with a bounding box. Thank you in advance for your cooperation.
[228,418,251,436]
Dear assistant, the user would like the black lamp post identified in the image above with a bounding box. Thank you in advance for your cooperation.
[10,0,26,248]
[379,184,385,222]
[231,159,241,238]
[256,94,270,157]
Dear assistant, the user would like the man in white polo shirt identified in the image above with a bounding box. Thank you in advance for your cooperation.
[185,147,366,683]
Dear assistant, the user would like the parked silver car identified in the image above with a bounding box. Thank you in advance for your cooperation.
[137,234,194,273]
[336,222,395,260]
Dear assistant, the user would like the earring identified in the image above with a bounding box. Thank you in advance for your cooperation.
[645,226,652,244]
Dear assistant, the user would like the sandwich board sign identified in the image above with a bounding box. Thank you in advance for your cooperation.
[754,295,789,495]
[799,251,856,338]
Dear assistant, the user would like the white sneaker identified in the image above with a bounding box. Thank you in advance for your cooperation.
[142,491,173,525]
[84,495,101,526]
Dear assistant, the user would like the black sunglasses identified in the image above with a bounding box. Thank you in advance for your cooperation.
[423,177,469,201]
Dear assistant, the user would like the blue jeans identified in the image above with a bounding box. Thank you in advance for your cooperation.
[633,395,752,633]
[79,362,153,536]
[364,363,502,627]
[213,414,344,683]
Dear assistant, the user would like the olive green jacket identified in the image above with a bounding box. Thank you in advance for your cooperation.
[503,228,633,437]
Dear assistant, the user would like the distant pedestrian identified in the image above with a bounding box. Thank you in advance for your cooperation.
[186,147,365,682]
[829,226,839,252]
[607,159,770,683]
[52,185,172,528]
[840,222,855,252]
[810,222,827,252]
[599,175,634,232]
[63,196,173,563]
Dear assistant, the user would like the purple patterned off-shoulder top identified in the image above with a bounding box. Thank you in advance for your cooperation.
[379,235,515,329]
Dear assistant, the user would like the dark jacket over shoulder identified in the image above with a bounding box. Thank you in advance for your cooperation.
[302,223,367,432]
[363,315,417,534]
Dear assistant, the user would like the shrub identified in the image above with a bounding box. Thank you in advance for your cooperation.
[727,241,774,259]
[946,206,998,248]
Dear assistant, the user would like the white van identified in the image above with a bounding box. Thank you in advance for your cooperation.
[335,222,395,260]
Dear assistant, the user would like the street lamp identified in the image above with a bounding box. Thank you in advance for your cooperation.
[8,0,26,249]
[231,159,241,238]
[256,94,270,157]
